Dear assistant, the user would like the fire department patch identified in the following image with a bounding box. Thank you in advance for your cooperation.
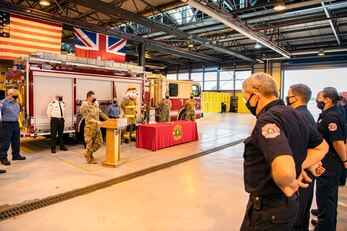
[262,123,280,138]
[173,124,183,141]
[328,123,337,131]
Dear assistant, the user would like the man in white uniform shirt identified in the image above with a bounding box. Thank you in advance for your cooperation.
[47,92,68,153]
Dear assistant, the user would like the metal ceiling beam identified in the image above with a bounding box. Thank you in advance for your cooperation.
[68,0,255,62]
[126,50,187,65]
[140,0,186,17]
[321,2,341,45]
[244,1,347,24]
[0,1,222,63]
[236,0,334,20]
[183,0,291,58]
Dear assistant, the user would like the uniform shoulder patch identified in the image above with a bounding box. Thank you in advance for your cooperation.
[262,123,281,138]
[328,123,337,131]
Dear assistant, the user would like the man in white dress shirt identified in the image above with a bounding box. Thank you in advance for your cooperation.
[47,92,68,153]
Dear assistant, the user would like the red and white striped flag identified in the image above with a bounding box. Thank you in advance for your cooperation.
[0,12,62,60]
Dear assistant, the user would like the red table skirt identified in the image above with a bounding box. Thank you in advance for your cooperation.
[136,121,199,151]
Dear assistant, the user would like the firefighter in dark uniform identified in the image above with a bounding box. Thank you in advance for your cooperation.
[312,88,347,231]
[287,84,326,231]
[47,92,68,153]
[338,94,347,186]
[240,73,328,231]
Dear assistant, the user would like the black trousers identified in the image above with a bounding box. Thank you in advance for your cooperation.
[240,193,299,231]
[0,121,20,161]
[315,174,340,231]
[50,117,65,149]
[293,170,315,231]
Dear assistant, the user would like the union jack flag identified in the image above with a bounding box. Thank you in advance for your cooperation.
[74,27,126,63]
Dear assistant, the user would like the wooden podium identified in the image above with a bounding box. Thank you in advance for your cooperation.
[100,118,127,167]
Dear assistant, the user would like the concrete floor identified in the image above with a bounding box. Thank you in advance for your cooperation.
[0,113,346,231]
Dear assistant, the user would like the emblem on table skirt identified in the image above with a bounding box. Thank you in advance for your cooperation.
[173,124,183,141]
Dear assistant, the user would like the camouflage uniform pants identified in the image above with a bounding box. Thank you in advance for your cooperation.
[185,113,195,121]
[159,114,170,122]
[84,126,103,158]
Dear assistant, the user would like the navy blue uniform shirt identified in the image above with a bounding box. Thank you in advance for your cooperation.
[296,105,316,128]
[317,105,346,177]
[243,99,323,196]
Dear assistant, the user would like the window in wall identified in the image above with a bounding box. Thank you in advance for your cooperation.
[178,73,189,80]
[204,81,217,91]
[166,74,177,80]
[191,72,203,82]
[204,72,217,90]
[234,70,251,90]
[204,71,217,81]
[220,71,234,90]
[168,83,178,97]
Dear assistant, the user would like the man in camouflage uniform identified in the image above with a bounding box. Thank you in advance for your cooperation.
[158,94,172,122]
[121,86,138,143]
[185,94,197,121]
[81,91,109,164]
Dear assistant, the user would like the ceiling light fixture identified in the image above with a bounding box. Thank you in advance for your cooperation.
[254,42,261,49]
[274,0,286,11]
[318,49,325,56]
[39,0,50,6]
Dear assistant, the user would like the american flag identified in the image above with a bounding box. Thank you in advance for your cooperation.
[0,12,62,60]
[74,27,127,63]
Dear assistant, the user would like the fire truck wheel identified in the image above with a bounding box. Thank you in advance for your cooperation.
[178,110,186,121]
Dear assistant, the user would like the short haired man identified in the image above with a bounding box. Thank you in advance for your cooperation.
[47,92,68,153]
[158,94,172,122]
[185,94,197,121]
[240,73,328,231]
[81,91,109,164]
[0,88,26,166]
[106,97,120,119]
[287,84,325,231]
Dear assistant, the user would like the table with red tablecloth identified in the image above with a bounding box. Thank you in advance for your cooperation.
[136,121,199,151]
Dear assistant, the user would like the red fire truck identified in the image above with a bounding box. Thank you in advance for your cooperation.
[146,74,202,122]
[1,51,144,139]
[1,52,202,139]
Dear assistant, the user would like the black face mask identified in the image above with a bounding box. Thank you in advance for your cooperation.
[113,101,117,104]
[165,96,169,99]
[245,93,258,116]
[58,97,63,101]
[12,95,18,100]
[286,96,296,106]
[92,98,96,103]
[316,101,325,110]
